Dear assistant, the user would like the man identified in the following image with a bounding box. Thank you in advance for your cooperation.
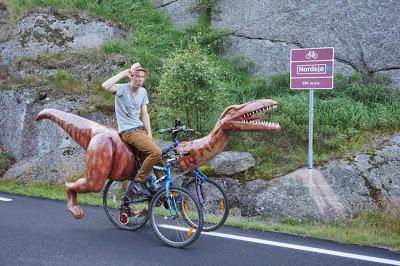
[102,63,162,195]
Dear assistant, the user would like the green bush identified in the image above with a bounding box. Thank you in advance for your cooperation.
[156,40,220,132]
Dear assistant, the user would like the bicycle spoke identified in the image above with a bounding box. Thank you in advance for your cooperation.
[103,180,149,231]
[150,186,203,248]
[184,178,229,231]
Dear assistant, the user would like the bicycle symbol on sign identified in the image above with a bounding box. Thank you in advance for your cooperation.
[305,50,318,60]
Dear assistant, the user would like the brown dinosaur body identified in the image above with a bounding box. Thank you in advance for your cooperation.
[36,99,280,219]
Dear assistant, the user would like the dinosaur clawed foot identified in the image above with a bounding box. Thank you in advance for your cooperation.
[67,204,85,219]
[65,184,84,219]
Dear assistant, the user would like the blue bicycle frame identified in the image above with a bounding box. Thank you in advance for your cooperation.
[161,138,209,206]
[124,131,211,216]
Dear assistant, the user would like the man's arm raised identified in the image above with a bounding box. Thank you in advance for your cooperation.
[101,69,130,93]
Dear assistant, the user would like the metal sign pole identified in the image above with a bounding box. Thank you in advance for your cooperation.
[290,47,334,169]
[308,89,314,169]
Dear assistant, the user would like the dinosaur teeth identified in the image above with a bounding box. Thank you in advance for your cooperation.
[242,120,279,126]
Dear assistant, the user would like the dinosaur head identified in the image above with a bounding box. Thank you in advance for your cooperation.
[218,99,281,132]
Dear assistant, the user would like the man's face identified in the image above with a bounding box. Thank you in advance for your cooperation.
[128,69,146,88]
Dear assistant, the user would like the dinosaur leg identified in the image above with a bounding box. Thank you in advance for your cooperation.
[65,134,113,219]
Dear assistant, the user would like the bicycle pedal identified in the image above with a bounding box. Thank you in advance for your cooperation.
[119,212,129,225]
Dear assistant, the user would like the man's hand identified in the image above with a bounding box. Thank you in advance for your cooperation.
[125,69,133,79]
[126,65,143,79]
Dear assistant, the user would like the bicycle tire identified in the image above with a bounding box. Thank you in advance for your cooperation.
[103,180,149,231]
[149,186,203,248]
[183,178,229,231]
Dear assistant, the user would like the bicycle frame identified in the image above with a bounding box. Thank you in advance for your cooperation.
[191,168,208,204]
[124,129,212,217]
[160,137,210,207]
[153,165,179,218]
[123,163,182,219]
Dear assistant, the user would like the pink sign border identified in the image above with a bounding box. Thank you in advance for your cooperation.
[290,47,335,90]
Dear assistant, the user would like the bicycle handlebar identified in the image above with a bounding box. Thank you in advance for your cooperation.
[158,124,194,160]
[158,125,194,135]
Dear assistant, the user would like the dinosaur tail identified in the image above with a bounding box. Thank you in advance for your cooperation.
[36,108,97,150]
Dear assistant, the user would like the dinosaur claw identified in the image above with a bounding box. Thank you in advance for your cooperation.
[67,205,85,219]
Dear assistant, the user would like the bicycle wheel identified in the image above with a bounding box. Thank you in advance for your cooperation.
[149,186,203,248]
[103,180,149,231]
[184,178,229,231]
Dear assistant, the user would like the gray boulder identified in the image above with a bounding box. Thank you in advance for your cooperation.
[4,147,85,184]
[361,142,400,208]
[212,0,400,82]
[221,177,243,210]
[0,89,95,161]
[152,0,198,29]
[221,134,400,221]
[240,168,354,221]
[209,151,255,175]
[0,8,127,68]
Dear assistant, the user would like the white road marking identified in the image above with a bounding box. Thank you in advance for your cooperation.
[0,197,12,202]
[159,224,400,265]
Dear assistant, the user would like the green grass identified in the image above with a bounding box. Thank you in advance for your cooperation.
[0,178,399,251]
[0,179,103,206]
[51,69,87,92]
[224,212,400,251]
[19,53,67,64]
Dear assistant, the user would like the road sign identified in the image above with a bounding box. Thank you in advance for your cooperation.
[290,47,334,89]
[289,47,335,169]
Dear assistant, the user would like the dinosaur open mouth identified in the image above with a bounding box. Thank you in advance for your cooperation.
[240,104,280,128]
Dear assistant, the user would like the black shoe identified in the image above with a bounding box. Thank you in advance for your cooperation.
[129,181,151,197]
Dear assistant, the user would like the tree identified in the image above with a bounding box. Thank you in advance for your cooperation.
[156,41,220,132]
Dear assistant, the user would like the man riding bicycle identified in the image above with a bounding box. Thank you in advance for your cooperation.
[102,63,162,196]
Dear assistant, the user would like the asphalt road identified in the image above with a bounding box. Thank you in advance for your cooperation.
[1,193,399,266]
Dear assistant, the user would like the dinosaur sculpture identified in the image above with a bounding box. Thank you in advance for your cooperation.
[36,99,280,219]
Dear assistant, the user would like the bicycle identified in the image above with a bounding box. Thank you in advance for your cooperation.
[158,120,229,232]
[103,135,204,248]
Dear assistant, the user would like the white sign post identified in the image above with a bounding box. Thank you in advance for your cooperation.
[290,47,334,169]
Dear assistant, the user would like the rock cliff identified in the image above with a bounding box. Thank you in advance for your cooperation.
[152,0,400,88]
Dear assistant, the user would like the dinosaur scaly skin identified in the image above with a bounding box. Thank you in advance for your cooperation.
[36,109,137,219]
[36,99,280,219]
